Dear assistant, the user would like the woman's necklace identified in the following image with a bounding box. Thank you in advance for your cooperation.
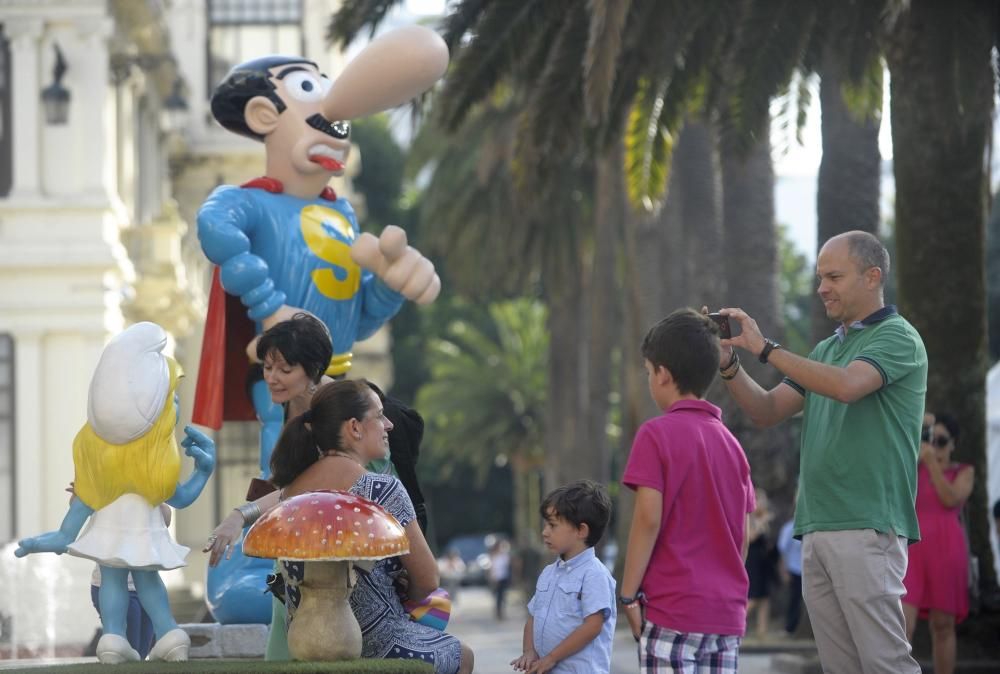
[324,450,364,466]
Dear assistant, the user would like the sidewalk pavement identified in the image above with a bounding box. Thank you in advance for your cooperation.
[447,586,782,674]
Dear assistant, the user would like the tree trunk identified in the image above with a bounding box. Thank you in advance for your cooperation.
[543,261,583,493]
[719,129,800,519]
[812,44,882,344]
[886,0,997,593]
[676,120,725,311]
[579,146,624,486]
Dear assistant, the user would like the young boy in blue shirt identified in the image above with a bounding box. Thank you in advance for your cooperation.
[512,480,616,674]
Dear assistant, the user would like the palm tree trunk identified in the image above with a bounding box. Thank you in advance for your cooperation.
[543,269,583,493]
[719,129,801,513]
[581,145,624,486]
[812,45,882,344]
[676,119,725,310]
[886,0,997,594]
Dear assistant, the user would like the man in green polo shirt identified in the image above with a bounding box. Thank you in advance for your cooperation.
[715,231,925,673]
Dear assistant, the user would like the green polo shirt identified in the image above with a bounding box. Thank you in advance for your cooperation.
[786,308,926,542]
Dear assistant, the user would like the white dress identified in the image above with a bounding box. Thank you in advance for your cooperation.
[68,493,188,570]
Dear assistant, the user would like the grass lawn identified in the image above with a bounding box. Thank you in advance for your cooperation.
[20,659,434,673]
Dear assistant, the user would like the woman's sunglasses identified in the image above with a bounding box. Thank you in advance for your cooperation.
[921,427,952,448]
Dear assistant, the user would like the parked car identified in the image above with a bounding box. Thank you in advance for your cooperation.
[441,532,507,586]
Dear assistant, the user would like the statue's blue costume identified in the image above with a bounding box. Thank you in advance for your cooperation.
[194,177,404,624]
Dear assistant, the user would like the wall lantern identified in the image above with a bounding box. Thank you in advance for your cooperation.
[162,77,189,133]
[40,44,70,125]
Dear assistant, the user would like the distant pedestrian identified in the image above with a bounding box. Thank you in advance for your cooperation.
[620,309,756,674]
[902,412,974,674]
[512,480,616,674]
[744,488,774,640]
[439,549,466,604]
[777,517,803,636]
[489,539,512,620]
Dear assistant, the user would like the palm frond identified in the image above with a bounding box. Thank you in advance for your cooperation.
[513,3,588,192]
[327,0,403,47]
[440,0,492,51]
[583,0,632,127]
[624,78,675,212]
[722,0,817,153]
[839,55,883,124]
[439,0,558,130]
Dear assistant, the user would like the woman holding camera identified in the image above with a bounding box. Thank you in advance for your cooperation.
[902,412,974,674]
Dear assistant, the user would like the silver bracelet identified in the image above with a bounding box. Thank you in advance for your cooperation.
[235,502,262,526]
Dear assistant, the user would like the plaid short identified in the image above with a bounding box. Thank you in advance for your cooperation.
[639,622,740,674]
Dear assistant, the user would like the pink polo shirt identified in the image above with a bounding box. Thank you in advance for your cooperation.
[622,399,755,636]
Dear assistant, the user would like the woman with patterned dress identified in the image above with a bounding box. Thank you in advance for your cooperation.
[269,379,474,674]
[902,412,974,674]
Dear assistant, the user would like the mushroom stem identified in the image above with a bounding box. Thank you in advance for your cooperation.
[286,560,362,661]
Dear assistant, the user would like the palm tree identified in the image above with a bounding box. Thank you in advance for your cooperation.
[886,0,999,593]
[415,298,548,549]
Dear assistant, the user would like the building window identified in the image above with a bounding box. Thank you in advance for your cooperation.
[0,335,14,543]
[206,0,304,98]
[0,25,12,197]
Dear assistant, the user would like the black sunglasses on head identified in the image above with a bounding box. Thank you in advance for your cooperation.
[921,426,951,448]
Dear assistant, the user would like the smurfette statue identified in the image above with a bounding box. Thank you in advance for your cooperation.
[15,322,215,664]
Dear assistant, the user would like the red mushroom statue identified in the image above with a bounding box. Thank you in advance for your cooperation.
[243,490,409,661]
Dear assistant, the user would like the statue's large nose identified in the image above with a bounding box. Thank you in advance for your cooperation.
[322,25,449,122]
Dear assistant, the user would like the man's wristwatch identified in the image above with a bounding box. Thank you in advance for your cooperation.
[758,338,781,364]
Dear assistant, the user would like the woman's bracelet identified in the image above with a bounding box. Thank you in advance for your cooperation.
[235,502,262,526]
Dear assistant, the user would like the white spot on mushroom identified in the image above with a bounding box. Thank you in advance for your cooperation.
[353,507,360,512]
[335,505,341,510]
[326,525,332,531]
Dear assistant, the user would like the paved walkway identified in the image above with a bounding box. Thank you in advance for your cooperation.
[0,586,791,672]
[447,586,779,673]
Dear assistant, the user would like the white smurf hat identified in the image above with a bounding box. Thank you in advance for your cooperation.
[87,322,170,445]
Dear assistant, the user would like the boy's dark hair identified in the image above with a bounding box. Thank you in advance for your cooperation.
[210,55,317,141]
[540,480,612,547]
[641,308,719,398]
[257,313,333,383]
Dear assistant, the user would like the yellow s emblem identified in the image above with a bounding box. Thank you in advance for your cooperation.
[300,205,361,300]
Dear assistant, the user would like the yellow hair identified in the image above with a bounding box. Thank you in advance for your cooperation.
[73,358,183,510]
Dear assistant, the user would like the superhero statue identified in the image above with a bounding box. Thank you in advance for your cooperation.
[194,26,447,624]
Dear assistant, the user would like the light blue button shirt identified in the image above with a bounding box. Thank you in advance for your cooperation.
[526,547,616,673]
[778,520,802,575]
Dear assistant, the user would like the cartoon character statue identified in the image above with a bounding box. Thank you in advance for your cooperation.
[193,26,448,624]
[15,322,216,664]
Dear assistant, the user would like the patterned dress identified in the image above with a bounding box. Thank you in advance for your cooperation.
[282,473,461,673]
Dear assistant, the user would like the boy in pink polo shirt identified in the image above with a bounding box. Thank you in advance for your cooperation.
[620,308,755,673]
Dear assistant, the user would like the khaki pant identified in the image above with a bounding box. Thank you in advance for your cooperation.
[802,530,920,674]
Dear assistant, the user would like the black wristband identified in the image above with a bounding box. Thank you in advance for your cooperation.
[619,592,644,606]
[720,349,738,373]
[758,338,781,364]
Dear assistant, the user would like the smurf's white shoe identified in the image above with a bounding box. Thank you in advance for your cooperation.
[96,633,140,664]
[148,627,190,662]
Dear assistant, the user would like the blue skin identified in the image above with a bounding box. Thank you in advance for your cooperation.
[14,424,216,642]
